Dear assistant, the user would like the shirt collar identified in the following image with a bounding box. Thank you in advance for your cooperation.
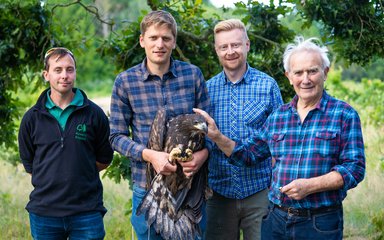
[220,63,250,85]
[45,88,84,109]
[141,57,177,82]
[289,90,329,112]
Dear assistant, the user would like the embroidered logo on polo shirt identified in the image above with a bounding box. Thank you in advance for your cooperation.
[75,124,87,141]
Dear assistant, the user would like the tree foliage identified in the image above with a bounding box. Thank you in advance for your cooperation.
[0,0,51,150]
[292,0,384,66]
[1,0,384,171]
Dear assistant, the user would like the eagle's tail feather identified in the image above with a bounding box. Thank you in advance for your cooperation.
[136,173,203,240]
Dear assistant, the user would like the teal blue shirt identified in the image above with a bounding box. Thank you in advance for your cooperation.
[45,89,84,130]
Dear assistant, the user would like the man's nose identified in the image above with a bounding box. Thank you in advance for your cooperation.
[226,45,235,54]
[302,72,310,83]
[60,70,71,79]
[155,38,165,48]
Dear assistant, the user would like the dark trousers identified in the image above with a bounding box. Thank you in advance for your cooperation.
[205,189,269,240]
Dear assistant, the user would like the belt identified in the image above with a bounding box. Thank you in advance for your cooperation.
[273,204,341,217]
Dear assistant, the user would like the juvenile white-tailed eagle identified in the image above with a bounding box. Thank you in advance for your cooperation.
[136,108,209,240]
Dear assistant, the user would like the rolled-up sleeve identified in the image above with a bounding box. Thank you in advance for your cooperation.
[332,108,365,192]
[229,130,271,167]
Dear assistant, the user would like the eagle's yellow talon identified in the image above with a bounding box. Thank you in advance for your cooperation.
[169,147,182,164]
[183,148,193,162]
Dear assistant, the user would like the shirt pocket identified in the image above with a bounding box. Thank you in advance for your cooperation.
[314,130,339,159]
[243,100,267,127]
[271,132,286,160]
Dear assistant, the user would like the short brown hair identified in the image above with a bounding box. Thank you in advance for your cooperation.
[44,47,76,71]
[214,19,248,40]
[140,10,177,38]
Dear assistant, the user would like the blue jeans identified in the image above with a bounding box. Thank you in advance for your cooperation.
[131,184,163,240]
[29,211,105,240]
[261,203,343,240]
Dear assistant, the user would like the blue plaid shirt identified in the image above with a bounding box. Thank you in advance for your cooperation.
[231,91,366,208]
[207,65,283,199]
[109,58,210,188]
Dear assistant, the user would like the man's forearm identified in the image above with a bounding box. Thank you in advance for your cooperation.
[307,171,344,195]
[212,133,236,157]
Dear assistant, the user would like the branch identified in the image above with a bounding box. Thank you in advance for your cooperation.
[147,0,157,11]
[248,32,281,46]
[177,29,211,42]
[50,0,114,32]
[175,45,190,62]
[123,42,140,65]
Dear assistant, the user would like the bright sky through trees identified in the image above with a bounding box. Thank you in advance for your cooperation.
[210,0,277,8]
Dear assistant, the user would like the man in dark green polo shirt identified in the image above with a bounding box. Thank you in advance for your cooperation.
[18,47,113,240]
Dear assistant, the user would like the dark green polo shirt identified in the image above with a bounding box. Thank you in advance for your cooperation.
[45,89,84,130]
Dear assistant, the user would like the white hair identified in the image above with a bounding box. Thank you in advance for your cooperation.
[283,36,330,72]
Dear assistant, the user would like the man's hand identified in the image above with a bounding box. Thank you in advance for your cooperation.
[178,148,208,178]
[193,108,221,141]
[280,179,311,200]
[280,171,344,200]
[142,149,177,175]
[193,108,235,157]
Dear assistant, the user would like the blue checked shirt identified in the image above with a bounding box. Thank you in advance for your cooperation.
[109,58,210,188]
[231,91,366,208]
[207,65,283,199]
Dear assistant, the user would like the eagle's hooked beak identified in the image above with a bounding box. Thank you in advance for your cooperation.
[195,122,208,134]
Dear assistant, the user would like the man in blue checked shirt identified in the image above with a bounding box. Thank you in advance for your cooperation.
[202,19,283,240]
[194,36,365,240]
[109,10,210,240]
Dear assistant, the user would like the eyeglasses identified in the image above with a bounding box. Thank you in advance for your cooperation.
[217,42,243,52]
[44,47,74,60]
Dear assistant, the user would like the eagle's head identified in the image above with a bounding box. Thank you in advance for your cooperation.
[169,113,208,136]
[181,114,207,136]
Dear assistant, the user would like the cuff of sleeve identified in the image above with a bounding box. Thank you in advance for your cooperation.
[332,166,357,192]
[134,144,147,162]
[22,161,32,173]
[228,141,246,167]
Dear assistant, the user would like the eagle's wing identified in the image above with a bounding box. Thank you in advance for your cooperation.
[144,108,167,189]
[147,108,167,151]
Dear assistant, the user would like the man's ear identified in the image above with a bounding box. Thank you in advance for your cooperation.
[285,71,293,85]
[139,34,145,48]
[323,67,330,80]
[42,70,49,82]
